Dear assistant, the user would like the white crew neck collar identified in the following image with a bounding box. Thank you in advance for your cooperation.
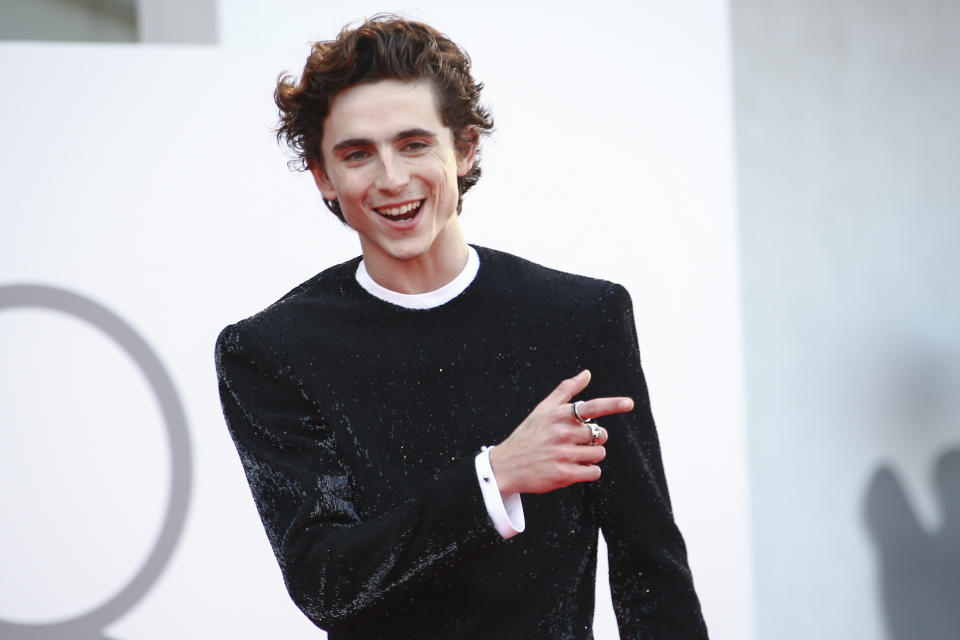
[355,246,480,310]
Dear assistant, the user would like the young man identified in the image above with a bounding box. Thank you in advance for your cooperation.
[216,16,707,639]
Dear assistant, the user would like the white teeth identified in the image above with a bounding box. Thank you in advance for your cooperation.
[377,201,421,218]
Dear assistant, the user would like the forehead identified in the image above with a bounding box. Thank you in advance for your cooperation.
[321,79,448,149]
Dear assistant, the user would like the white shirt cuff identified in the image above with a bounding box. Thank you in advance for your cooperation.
[474,446,525,539]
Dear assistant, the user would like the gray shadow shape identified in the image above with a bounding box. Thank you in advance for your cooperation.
[864,448,960,640]
[0,284,193,639]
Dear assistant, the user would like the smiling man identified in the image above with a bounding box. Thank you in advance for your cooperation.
[311,79,472,294]
[215,16,707,640]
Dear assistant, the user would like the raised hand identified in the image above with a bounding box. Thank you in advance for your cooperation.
[864,449,960,640]
[489,370,634,496]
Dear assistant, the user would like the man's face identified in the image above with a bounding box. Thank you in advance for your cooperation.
[312,79,475,275]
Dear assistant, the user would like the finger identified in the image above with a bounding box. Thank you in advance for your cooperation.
[543,369,592,406]
[569,396,634,422]
[554,422,606,445]
[556,421,607,446]
[598,425,608,446]
[568,443,607,464]
[563,463,603,485]
[576,423,608,447]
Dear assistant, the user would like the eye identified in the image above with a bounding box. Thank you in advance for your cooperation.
[343,149,370,163]
[401,140,430,153]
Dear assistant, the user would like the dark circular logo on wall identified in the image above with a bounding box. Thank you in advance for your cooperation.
[0,284,193,639]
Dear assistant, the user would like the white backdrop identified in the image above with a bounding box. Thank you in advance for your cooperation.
[0,4,750,638]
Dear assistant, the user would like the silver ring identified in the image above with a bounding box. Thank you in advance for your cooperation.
[572,400,591,423]
[588,423,602,446]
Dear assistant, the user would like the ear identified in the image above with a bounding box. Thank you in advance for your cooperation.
[308,160,338,201]
[455,125,479,177]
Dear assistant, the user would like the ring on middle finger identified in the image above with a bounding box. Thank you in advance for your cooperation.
[587,422,602,446]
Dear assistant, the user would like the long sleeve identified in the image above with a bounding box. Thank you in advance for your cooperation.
[215,247,707,639]
[215,322,504,633]
[585,285,708,639]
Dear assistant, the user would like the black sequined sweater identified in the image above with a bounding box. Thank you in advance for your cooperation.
[215,246,708,639]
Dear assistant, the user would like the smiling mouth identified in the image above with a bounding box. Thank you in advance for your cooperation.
[374,200,424,222]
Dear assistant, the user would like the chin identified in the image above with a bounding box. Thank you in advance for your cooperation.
[385,240,435,262]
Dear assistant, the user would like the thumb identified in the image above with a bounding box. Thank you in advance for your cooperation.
[546,369,592,405]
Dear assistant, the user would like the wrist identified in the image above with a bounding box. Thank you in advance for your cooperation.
[488,445,515,496]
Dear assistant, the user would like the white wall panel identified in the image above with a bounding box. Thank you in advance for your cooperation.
[731,1,960,638]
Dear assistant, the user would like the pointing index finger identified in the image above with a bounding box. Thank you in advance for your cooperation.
[571,397,634,422]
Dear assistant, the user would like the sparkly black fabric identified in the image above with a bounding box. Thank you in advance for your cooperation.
[215,246,708,639]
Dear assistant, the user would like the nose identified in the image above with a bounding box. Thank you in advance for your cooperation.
[375,151,409,194]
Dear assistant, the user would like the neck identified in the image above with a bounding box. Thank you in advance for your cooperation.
[360,221,469,294]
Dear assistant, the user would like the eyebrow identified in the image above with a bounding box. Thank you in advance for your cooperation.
[331,128,439,153]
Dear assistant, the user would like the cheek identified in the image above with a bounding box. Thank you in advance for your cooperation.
[332,172,368,202]
[428,148,459,173]
[430,152,461,189]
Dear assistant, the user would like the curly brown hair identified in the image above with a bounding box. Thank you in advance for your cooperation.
[275,15,494,222]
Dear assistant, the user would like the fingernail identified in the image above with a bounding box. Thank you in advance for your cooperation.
[620,399,633,410]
